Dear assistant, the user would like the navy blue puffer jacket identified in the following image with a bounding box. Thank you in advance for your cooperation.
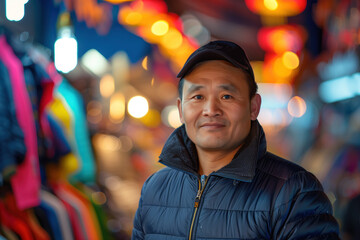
[132,120,340,239]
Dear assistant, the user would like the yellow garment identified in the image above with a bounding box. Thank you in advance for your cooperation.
[47,96,80,176]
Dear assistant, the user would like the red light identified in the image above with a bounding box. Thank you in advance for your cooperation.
[245,0,306,16]
[257,25,307,53]
[130,0,168,13]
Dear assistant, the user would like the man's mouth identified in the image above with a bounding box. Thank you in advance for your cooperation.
[200,122,226,129]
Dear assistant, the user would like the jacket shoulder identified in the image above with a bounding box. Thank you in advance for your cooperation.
[258,152,309,180]
[257,152,326,202]
[144,167,179,185]
[141,167,191,198]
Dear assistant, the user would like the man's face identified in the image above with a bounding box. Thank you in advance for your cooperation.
[177,60,261,153]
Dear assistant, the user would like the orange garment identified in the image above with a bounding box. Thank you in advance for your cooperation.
[62,182,102,240]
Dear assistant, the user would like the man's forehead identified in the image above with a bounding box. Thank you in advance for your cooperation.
[184,81,238,91]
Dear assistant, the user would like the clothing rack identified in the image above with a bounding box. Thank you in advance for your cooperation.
[0,30,112,240]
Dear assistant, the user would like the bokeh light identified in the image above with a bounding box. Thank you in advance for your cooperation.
[264,0,278,11]
[91,191,107,205]
[288,96,307,117]
[245,0,307,16]
[100,74,115,98]
[110,93,125,122]
[151,20,169,36]
[282,51,299,69]
[87,101,103,124]
[161,28,183,50]
[128,96,149,118]
[140,109,161,128]
[161,105,182,128]
[141,56,148,70]
[54,35,78,73]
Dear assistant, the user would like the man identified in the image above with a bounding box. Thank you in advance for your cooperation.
[342,194,360,240]
[132,40,340,239]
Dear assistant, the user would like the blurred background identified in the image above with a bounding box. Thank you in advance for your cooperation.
[0,0,359,239]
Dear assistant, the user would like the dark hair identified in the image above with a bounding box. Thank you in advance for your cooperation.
[178,70,258,100]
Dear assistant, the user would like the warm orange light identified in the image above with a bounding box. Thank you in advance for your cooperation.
[273,57,292,78]
[142,56,148,70]
[151,20,169,36]
[264,0,278,11]
[262,54,295,83]
[118,7,142,25]
[130,0,168,14]
[103,0,133,3]
[140,109,161,128]
[100,74,115,98]
[282,51,299,69]
[161,28,183,50]
[138,25,160,43]
[110,93,125,122]
[257,25,307,53]
[245,0,306,16]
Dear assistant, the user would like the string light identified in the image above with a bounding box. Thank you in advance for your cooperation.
[5,0,28,21]
[54,12,78,73]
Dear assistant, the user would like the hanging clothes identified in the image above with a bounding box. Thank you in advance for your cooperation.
[56,181,102,240]
[2,194,50,240]
[37,189,74,240]
[28,46,96,184]
[46,114,72,163]
[47,80,96,184]
[75,183,113,240]
[0,60,26,181]
[0,35,41,210]
[0,225,20,240]
[21,55,56,164]
[0,201,34,240]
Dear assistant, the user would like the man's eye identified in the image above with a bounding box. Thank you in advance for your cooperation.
[222,95,232,100]
[193,95,203,100]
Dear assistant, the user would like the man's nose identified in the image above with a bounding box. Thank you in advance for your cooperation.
[202,97,222,117]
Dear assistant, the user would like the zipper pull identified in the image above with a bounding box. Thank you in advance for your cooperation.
[194,189,201,208]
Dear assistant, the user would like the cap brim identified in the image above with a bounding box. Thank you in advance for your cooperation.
[177,49,249,78]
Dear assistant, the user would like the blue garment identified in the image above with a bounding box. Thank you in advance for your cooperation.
[132,120,340,240]
[47,113,71,162]
[0,59,26,180]
[56,79,96,184]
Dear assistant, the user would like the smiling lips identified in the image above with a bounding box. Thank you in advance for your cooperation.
[200,121,226,129]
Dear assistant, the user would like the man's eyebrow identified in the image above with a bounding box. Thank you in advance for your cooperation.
[219,84,238,92]
[186,84,204,94]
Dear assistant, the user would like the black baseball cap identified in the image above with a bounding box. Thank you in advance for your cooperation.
[177,40,255,82]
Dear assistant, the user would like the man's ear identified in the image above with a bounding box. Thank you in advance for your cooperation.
[177,98,184,123]
[250,94,261,120]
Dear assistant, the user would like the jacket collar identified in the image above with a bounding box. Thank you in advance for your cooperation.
[159,120,267,182]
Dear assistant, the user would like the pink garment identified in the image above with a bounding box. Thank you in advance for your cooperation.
[0,35,40,209]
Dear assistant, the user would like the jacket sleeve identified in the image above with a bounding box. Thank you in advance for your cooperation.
[132,195,144,240]
[271,171,340,240]
[132,175,153,240]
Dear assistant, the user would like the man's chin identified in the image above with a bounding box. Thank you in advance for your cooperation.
[196,140,225,151]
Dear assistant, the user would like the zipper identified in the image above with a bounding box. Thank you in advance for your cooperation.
[188,175,209,240]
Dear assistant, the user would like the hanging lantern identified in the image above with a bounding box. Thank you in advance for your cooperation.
[257,25,307,53]
[54,12,78,73]
[103,0,133,3]
[245,0,306,17]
